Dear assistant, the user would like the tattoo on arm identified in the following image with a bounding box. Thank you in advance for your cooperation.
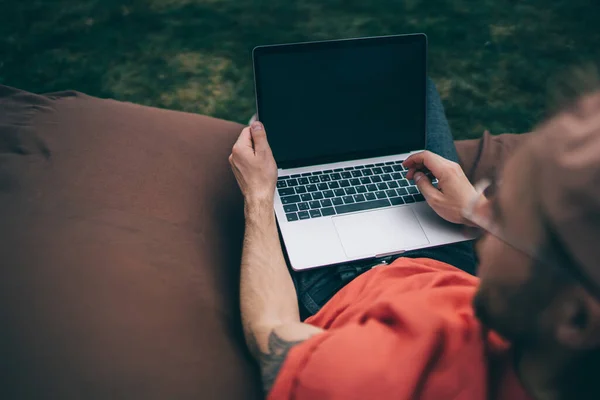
[253,330,304,395]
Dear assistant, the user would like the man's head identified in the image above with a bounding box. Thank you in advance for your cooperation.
[473,91,600,357]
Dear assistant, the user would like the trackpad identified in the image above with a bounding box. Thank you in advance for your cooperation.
[332,207,429,259]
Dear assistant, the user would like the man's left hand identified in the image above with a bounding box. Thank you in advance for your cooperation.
[229,121,278,206]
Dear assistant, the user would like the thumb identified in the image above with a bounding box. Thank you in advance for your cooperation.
[413,172,440,202]
[250,121,269,152]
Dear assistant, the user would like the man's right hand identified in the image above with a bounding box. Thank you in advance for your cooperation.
[403,151,477,226]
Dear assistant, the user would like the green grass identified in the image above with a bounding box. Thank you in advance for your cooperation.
[1,0,599,139]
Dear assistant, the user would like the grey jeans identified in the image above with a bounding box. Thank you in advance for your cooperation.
[289,78,476,320]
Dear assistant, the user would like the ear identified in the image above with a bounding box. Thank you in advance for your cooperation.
[556,288,600,350]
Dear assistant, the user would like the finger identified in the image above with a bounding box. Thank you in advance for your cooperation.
[413,171,441,202]
[250,121,270,152]
[234,127,253,151]
[403,151,448,179]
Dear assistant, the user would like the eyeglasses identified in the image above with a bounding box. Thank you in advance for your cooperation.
[460,179,549,263]
[461,179,600,299]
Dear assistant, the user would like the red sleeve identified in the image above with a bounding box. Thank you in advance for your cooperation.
[268,295,488,400]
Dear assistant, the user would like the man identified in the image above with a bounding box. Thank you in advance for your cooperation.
[229,89,600,399]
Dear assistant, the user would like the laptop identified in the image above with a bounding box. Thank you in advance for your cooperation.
[252,33,472,271]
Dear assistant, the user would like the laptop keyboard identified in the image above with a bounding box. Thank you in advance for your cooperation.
[277,160,436,222]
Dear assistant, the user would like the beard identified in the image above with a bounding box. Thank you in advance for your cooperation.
[472,282,545,347]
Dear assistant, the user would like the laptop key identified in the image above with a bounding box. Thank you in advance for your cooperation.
[323,190,335,198]
[321,199,333,207]
[323,170,333,173]
[365,192,376,201]
[387,181,399,188]
[313,171,323,175]
[306,184,318,192]
[377,182,388,190]
[383,166,393,173]
[360,177,371,184]
[386,189,397,198]
[375,191,387,199]
[391,172,402,180]
[334,189,346,197]
[407,186,418,194]
[330,173,342,180]
[365,164,375,168]
[312,192,324,200]
[398,179,409,187]
[345,187,357,195]
[381,174,392,181]
[342,196,355,204]
[309,201,321,209]
[355,165,365,169]
[301,172,312,176]
[392,165,403,172]
[321,207,336,216]
[309,176,320,183]
[414,194,425,202]
[349,178,360,186]
[356,185,367,193]
[320,175,331,182]
[298,211,310,220]
[341,172,352,179]
[334,199,391,215]
[278,188,295,196]
[328,181,340,189]
[375,162,385,167]
[402,195,416,204]
[366,184,378,192]
[309,209,322,218]
[278,176,290,181]
[286,212,299,221]
[390,197,405,206]
[396,187,408,196]
[300,194,312,202]
[353,194,366,202]
[298,202,310,210]
[298,177,309,185]
[385,161,395,165]
[332,197,344,205]
[284,204,299,213]
[351,170,363,177]
[372,167,383,174]
[340,180,350,187]
[281,195,301,204]
[401,171,409,178]
[362,169,373,176]
[295,186,307,194]
[287,178,298,186]
[291,174,301,178]
[277,181,287,189]
[318,183,329,191]
[371,175,382,183]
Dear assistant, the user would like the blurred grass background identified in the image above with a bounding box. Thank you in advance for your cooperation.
[1,0,598,139]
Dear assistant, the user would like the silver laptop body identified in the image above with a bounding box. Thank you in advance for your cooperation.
[253,34,473,271]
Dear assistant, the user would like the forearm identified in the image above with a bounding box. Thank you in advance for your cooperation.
[240,200,301,350]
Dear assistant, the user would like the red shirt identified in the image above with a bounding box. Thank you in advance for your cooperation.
[270,258,531,400]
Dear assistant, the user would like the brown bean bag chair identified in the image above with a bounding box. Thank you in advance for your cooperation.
[0,85,526,399]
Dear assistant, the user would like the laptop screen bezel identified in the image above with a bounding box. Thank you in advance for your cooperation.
[253,33,428,169]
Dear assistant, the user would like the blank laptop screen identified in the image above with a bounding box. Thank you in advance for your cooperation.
[253,34,427,169]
